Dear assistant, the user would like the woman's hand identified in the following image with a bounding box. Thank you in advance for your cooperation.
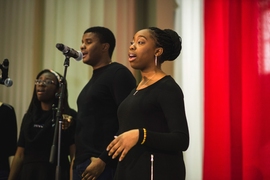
[106,129,139,161]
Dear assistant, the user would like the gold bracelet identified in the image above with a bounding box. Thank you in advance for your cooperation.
[141,128,147,144]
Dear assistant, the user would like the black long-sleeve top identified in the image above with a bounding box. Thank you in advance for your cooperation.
[74,62,136,167]
[114,75,189,180]
[0,103,17,172]
[17,107,77,180]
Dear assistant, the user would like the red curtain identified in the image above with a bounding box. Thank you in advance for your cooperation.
[204,0,270,179]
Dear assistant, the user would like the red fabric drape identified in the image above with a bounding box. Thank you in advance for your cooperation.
[204,0,270,179]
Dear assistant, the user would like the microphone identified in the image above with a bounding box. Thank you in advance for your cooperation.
[0,59,13,87]
[1,78,13,87]
[56,43,82,61]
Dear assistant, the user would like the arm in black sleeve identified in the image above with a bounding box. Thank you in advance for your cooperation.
[99,149,114,163]
[5,104,17,156]
[141,82,189,152]
[99,67,135,164]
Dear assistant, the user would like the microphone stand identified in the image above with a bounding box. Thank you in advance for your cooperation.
[49,55,70,180]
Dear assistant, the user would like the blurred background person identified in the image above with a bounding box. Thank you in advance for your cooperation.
[8,69,77,180]
[0,102,17,180]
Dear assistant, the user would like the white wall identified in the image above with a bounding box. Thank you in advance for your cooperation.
[174,0,204,179]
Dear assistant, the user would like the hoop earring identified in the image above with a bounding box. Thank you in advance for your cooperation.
[155,56,158,66]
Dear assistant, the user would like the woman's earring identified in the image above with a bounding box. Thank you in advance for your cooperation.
[155,56,157,66]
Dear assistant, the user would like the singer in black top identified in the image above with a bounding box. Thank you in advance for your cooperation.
[8,69,77,180]
[107,27,189,180]
[72,26,136,180]
[0,102,17,180]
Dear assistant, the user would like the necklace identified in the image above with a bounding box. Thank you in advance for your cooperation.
[133,73,156,95]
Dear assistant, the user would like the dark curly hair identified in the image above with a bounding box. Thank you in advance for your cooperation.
[147,27,182,64]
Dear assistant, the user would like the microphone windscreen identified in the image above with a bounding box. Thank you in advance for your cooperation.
[4,78,13,87]
[56,43,65,51]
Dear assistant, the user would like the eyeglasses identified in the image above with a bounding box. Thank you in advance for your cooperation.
[35,79,56,86]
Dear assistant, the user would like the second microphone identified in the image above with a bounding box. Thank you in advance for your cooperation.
[56,43,82,61]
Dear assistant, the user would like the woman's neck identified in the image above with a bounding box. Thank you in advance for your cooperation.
[140,68,165,81]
